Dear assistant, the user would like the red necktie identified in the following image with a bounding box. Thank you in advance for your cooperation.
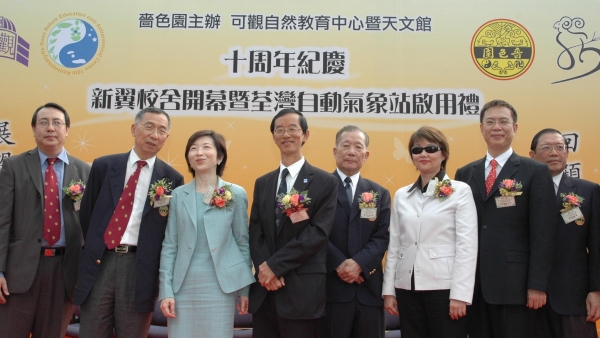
[485,159,498,195]
[44,158,61,246]
[104,160,147,249]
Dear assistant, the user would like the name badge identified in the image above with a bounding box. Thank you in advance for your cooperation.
[290,209,309,223]
[424,180,437,197]
[361,208,377,220]
[495,196,516,208]
[202,185,215,204]
[562,207,584,224]
[74,200,81,212]
[153,195,171,208]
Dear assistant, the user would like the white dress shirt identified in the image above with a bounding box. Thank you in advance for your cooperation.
[485,147,513,178]
[336,168,359,200]
[120,149,156,246]
[276,157,305,196]
[382,173,478,304]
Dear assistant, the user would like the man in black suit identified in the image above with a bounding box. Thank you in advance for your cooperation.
[0,103,90,338]
[321,125,390,338]
[249,108,338,338]
[73,107,184,338]
[454,99,556,338]
[529,128,600,338]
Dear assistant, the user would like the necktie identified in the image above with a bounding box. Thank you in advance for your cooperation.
[344,177,353,208]
[44,158,61,246]
[104,160,147,249]
[275,168,289,225]
[485,159,498,195]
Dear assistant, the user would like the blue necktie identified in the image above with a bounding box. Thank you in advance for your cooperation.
[275,168,289,226]
[345,177,353,208]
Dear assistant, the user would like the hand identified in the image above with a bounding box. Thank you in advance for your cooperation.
[586,291,600,322]
[258,262,283,291]
[0,277,8,304]
[449,299,467,320]
[160,298,176,318]
[237,296,249,314]
[383,295,399,316]
[336,259,363,284]
[526,289,547,309]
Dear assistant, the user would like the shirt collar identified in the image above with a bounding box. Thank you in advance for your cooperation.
[129,147,156,170]
[408,169,447,193]
[485,147,513,168]
[279,156,305,178]
[336,168,360,187]
[38,147,69,165]
[553,173,563,190]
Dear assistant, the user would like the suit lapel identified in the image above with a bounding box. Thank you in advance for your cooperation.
[25,150,43,200]
[556,174,576,210]
[182,181,198,230]
[265,169,279,242]
[144,159,166,217]
[351,176,369,222]
[472,158,487,201]
[486,153,519,200]
[276,162,313,237]
[333,171,351,217]
[108,155,128,208]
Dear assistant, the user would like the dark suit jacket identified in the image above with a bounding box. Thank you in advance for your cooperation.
[73,152,184,312]
[0,149,90,298]
[326,171,390,307]
[454,152,556,305]
[249,161,338,319]
[548,174,600,315]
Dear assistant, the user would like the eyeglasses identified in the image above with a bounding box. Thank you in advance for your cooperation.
[37,120,65,128]
[410,145,441,155]
[137,124,168,137]
[536,144,567,153]
[274,127,301,136]
[483,119,514,127]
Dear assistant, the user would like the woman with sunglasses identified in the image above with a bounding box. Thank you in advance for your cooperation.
[382,126,478,338]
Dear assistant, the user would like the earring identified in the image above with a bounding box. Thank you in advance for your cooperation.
[218,162,221,165]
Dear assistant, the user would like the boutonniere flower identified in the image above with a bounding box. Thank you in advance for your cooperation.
[63,180,85,211]
[210,185,234,209]
[498,179,523,197]
[148,179,173,216]
[433,178,454,202]
[560,192,585,225]
[277,188,311,217]
[63,180,85,201]
[358,191,378,209]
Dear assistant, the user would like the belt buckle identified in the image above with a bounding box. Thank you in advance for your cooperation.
[115,245,128,253]
[43,249,55,257]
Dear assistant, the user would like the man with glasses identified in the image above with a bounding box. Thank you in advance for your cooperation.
[529,128,600,338]
[73,107,183,338]
[249,108,338,337]
[0,103,90,338]
[455,99,556,338]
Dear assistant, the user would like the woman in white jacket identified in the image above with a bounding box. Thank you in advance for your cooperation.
[382,126,478,338]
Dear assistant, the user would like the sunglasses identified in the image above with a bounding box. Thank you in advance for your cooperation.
[410,145,441,155]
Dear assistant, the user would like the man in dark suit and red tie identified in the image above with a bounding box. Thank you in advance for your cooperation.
[249,108,338,338]
[73,107,184,338]
[529,128,600,338]
[454,99,556,338]
[321,125,390,338]
[0,103,90,338]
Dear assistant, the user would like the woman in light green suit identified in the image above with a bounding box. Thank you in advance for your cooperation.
[159,130,255,338]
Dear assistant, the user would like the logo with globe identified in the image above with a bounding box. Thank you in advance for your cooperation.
[46,19,98,68]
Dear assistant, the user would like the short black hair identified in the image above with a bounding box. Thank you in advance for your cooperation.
[31,102,70,127]
[184,130,228,177]
[530,128,566,151]
[270,108,309,146]
[480,99,518,124]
